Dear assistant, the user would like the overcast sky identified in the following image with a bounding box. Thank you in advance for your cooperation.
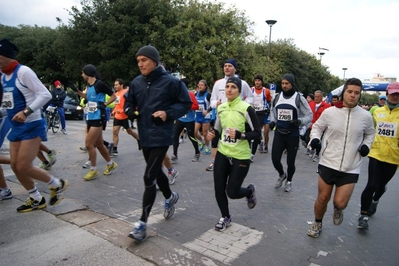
[1,0,398,81]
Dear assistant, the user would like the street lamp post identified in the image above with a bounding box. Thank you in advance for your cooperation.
[266,20,277,66]
[318,47,329,64]
[342,68,348,80]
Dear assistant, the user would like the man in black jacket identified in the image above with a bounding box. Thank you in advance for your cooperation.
[125,45,192,241]
[49,80,67,134]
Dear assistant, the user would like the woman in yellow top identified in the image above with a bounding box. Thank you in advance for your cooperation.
[358,82,399,230]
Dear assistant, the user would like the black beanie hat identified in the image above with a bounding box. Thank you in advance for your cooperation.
[0,39,19,59]
[282,73,296,88]
[82,64,97,77]
[307,93,315,101]
[135,45,160,64]
[254,74,264,84]
[226,76,242,93]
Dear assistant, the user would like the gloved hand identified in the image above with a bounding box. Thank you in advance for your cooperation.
[290,119,302,126]
[359,144,369,157]
[127,109,139,121]
[68,81,80,92]
[310,138,321,150]
[98,102,106,111]
[152,115,163,125]
[269,121,276,130]
[56,95,59,99]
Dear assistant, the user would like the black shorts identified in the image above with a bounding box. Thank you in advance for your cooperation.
[87,119,106,131]
[113,118,130,129]
[318,164,359,187]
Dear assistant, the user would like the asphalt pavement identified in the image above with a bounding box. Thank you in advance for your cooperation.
[1,119,399,266]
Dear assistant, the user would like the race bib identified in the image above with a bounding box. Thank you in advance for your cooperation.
[222,128,238,145]
[277,109,293,121]
[377,122,397,138]
[205,112,211,119]
[87,101,98,112]
[1,92,14,109]
[198,104,205,112]
[115,96,121,104]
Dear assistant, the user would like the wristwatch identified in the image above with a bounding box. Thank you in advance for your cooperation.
[23,109,31,117]
[241,133,246,139]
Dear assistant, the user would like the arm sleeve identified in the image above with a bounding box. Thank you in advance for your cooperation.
[269,94,277,122]
[298,96,313,126]
[362,112,376,148]
[19,67,51,111]
[164,80,192,120]
[242,82,254,104]
[189,91,199,110]
[244,106,261,140]
[309,111,328,141]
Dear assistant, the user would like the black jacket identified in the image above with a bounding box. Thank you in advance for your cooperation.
[50,88,66,107]
[125,66,192,147]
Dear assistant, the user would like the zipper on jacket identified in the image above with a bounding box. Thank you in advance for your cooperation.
[339,108,351,171]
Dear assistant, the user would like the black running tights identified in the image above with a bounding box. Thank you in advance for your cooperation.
[213,151,251,218]
[140,146,171,223]
[360,157,397,212]
[271,131,299,181]
[173,120,199,156]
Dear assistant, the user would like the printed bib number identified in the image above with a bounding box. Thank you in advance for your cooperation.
[277,109,293,121]
[1,92,14,109]
[377,122,397,138]
[197,104,205,112]
[222,128,237,145]
[254,104,263,111]
[87,101,98,112]
[115,96,121,104]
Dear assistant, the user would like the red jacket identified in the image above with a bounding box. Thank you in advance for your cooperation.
[308,101,331,126]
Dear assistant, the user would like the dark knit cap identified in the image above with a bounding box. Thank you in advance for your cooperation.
[282,73,296,88]
[254,74,264,84]
[82,64,97,77]
[226,76,242,93]
[307,93,314,100]
[225,59,237,69]
[135,45,160,64]
[0,39,18,59]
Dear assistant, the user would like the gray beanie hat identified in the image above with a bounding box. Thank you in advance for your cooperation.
[135,45,160,64]
[282,73,296,88]
[82,64,97,77]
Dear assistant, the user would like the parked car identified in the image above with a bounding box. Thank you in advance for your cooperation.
[64,94,83,120]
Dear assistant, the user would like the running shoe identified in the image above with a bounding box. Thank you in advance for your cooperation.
[128,221,147,241]
[258,141,264,151]
[84,169,99,181]
[307,221,322,238]
[199,142,205,152]
[284,181,292,192]
[17,196,47,213]
[263,146,268,154]
[309,149,315,158]
[306,148,310,155]
[104,162,118,175]
[168,169,179,185]
[179,138,184,144]
[313,155,319,162]
[164,192,179,219]
[274,173,287,189]
[250,154,254,162]
[368,201,378,217]
[192,153,200,162]
[333,207,344,225]
[111,151,118,157]
[214,216,232,231]
[0,189,12,200]
[206,162,214,171]
[203,147,211,155]
[49,179,69,206]
[62,129,67,135]
[39,162,52,170]
[48,150,57,165]
[80,146,88,152]
[171,154,178,163]
[247,184,256,209]
[357,215,369,230]
[82,160,91,169]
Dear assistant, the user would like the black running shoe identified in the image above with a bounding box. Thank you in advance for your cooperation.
[17,197,47,213]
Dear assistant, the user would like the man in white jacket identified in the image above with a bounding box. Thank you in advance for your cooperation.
[307,78,375,238]
[205,59,253,171]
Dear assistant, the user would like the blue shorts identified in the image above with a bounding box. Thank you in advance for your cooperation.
[7,119,47,142]
[195,113,211,124]
[256,112,270,125]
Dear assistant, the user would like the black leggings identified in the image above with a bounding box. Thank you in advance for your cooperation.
[140,146,171,223]
[271,131,299,181]
[173,120,199,155]
[213,151,252,218]
[360,157,397,212]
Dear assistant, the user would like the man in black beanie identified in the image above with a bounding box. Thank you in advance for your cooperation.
[269,73,312,192]
[125,45,192,241]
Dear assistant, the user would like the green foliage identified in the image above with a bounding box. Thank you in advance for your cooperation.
[0,0,342,94]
